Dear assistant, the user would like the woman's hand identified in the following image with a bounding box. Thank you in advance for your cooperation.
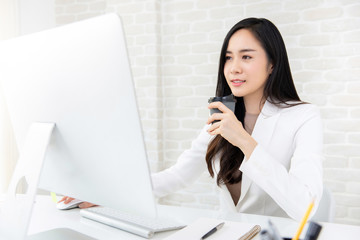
[206,101,257,159]
[58,196,97,209]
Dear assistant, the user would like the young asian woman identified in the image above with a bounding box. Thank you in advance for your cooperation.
[151,17,323,221]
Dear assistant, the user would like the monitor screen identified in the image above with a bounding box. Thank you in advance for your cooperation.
[0,14,156,218]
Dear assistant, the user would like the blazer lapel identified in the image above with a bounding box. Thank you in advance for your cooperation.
[238,100,281,204]
[238,172,252,204]
[252,100,281,148]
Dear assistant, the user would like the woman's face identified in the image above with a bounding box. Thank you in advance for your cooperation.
[223,29,273,101]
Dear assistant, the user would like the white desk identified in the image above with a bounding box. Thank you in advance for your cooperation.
[28,195,360,239]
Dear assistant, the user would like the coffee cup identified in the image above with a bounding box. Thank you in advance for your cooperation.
[208,94,237,123]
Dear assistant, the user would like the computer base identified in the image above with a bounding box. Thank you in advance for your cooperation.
[28,228,96,240]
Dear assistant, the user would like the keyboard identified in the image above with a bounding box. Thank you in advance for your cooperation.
[80,207,185,238]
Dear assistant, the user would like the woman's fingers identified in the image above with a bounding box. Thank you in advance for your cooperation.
[58,196,75,204]
[207,101,234,125]
[207,121,221,135]
[208,101,231,113]
[207,113,223,125]
[79,202,97,209]
[58,196,96,209]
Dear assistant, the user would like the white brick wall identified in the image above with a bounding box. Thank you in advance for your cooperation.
[55,0,360,225]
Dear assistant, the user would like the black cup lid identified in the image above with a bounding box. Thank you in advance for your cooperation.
[208,94,237,103]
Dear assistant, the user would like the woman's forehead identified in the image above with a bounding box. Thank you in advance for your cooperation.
[227,29,263,51]
[228,29,261,48]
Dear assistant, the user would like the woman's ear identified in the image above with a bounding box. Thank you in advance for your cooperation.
[268,62,274,75]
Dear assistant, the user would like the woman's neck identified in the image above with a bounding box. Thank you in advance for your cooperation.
[243,95,265,114]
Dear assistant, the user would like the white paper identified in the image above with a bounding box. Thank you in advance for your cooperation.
[165,217,257,240]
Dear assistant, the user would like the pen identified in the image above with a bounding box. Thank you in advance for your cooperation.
[200,222,225,239]
[292,198,315,240]
[238,224,261,240]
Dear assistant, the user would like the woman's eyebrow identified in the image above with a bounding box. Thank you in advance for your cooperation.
[226,49,256,54]
[239,48,256,53]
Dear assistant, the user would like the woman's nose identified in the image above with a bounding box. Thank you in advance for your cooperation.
[230,59,242,74]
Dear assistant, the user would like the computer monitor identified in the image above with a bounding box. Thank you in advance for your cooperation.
[0,14,156,219]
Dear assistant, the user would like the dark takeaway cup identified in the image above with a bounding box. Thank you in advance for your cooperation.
[208,94,237,124]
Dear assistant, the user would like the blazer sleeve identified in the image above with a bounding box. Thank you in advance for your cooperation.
[151,125,211,198]
[240,105,323,220]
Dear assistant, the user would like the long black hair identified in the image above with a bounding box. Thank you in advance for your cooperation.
[206,18,302,186]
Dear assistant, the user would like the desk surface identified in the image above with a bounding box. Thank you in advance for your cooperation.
[28,195,360,240]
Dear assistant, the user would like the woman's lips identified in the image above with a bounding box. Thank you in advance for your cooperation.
[231,79,246,87]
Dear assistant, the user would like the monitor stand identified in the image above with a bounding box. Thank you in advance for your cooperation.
[0,123,94,240]
[1,122,55,240]
[28,228,96,240]
[20,124,96,240]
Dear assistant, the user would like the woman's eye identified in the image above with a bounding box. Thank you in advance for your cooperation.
[242,55,252,60]
[225,56,232,61]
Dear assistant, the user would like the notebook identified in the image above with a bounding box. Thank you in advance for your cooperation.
[165,218,261,240]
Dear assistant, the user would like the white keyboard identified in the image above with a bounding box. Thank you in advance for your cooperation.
[80,207,185,238]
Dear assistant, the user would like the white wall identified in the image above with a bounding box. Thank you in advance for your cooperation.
[0,0,18,40]
[18,0,360,225]
[0,0,19,194]
[18,0,55,35]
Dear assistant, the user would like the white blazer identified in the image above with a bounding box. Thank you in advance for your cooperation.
[152,100,323,221]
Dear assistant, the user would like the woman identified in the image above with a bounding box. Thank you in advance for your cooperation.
[151,17,323,221]
[61,18,323,221]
